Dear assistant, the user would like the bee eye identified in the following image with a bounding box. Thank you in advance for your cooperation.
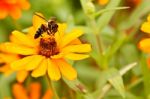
[55,24,58,28]
[48,24,50,28]
[52,24,58,28]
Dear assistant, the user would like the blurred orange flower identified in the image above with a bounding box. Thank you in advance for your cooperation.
[0,0,30,19]
[139,14,150,53]
[98,0,109,5]
[0,13,91,81]
[0,52,29,83]
[12,82,53,99]
[126,0,142,8]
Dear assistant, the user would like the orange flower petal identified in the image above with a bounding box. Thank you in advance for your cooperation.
[10,34,20,44]
[5,0,17,4]
[0,9,8,19]
[47,59,61,81]
[11,30,36,47]
[55,23,67,45]
[28,26,36,37]
[60,29,83,47]
[29,82,41,99]
[65,53,89,60]
[42,89,53,99]
[4,70,14,76]
[11,55,35,70]
[98,0,109,5]
[51,53,64,59]
[0,53,19,63]
[141,22,150,34]
[25,55,44,70]
[0,43,37,55]
[9,6,21,20]
[61,44,91,53]
[31,58,47,77]
[16,70,28,83]
[0,65,10,72]
[139,38,150,53]
[57,23,67,35]
[12,83,28,99]
[18,0,30,10]
[0,65,14,76]
[68,39,82,45]
[55,59,77,80]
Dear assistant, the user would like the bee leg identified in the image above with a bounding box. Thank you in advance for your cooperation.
[40,34,43,37]
[47,30,51,35]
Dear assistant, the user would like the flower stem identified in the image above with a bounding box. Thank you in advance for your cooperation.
[89,18,104,55]
[89,18,107,69]
[46,75,60,99]
[95,33,103,55]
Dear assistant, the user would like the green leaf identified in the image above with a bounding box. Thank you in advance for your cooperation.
[83,93,95,99]
[105,68,125,98]
[95,6,129,18]
[120,44,139,64]
[97,0,121,32]
[119,0,150,30]
[106,34,126,59]
[75,60,101,83]
[106,90,143,99]
[0,73,16,99]
[95,62,137,98]
[63,78,88,94]
[63,78,95,99]
[96,68,125,98]
[120,44,141,76]
[0,34,8,42]
[140,54,150,97]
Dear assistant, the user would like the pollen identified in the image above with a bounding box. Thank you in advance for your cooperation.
[39,37,59,57]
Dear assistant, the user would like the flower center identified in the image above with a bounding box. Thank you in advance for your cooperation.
[0,62,5,67]
[39,37,59,57]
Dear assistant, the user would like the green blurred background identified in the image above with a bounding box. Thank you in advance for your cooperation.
[1,0,150,99]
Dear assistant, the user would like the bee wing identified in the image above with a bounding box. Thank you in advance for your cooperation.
[33,12,47,31]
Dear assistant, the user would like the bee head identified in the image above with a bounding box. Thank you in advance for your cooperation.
[48,20,58,33]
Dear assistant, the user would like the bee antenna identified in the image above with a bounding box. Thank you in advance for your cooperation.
[34,13,48,22]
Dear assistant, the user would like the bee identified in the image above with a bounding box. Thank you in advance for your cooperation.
[34,13,58,39]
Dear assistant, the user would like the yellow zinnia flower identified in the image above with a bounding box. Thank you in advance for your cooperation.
[141,14,150,34]
[0,52,28,83]
[139,14,150,53]
[0,13,91,81]
[0,53,18,75]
